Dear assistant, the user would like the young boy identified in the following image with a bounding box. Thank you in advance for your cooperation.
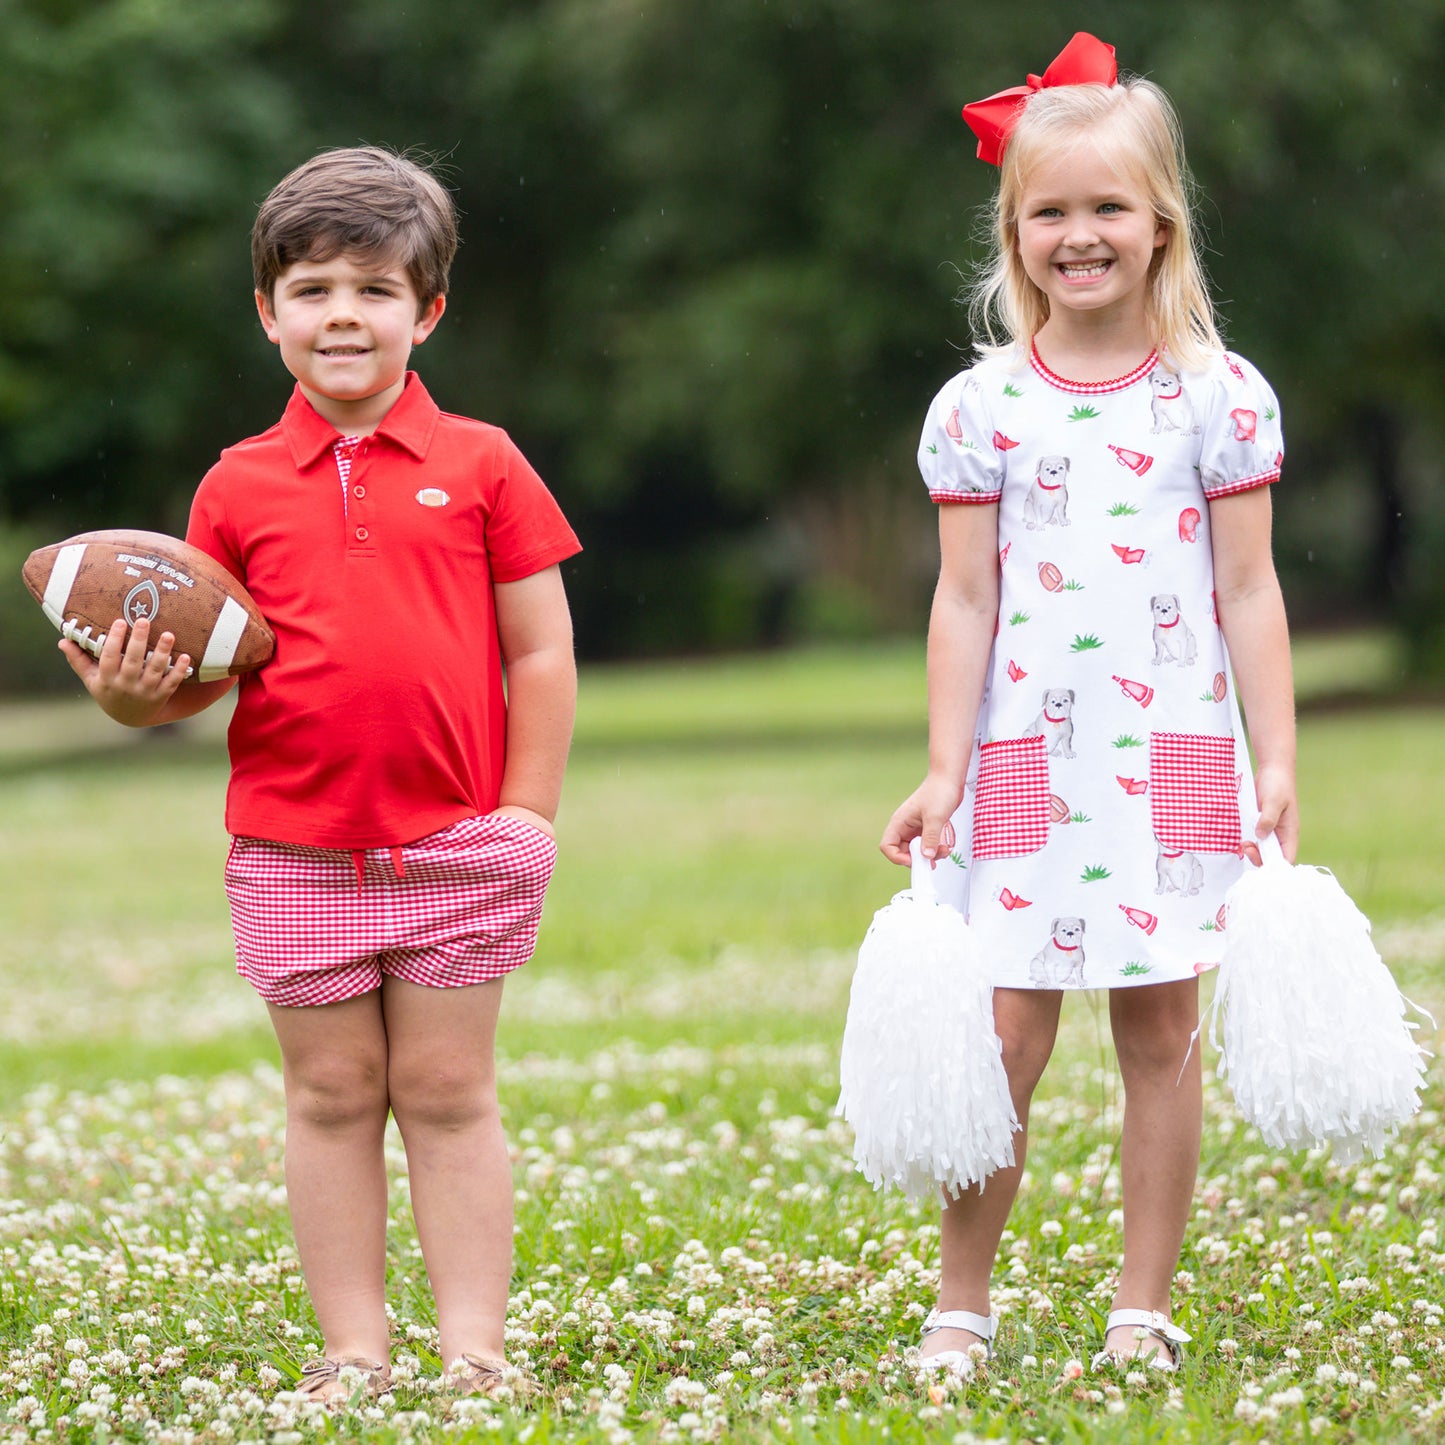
[62,147,581,1404]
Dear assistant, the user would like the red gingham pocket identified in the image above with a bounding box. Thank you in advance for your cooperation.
[1149,732,1242,853]
[971,736,1051,860]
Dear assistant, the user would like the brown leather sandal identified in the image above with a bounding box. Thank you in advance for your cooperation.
[292,1356,394,1404]
[442,1354,534,1399]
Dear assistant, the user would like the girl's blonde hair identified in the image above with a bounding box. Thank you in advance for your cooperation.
[969,77,1223,372]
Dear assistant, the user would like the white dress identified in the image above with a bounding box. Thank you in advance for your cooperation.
[917,344,1284,990]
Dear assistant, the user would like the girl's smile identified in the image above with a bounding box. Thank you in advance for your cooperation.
[1015,141,1166,332]
[1056,259,1113,281]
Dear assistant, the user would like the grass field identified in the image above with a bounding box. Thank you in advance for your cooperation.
[2,638,1444,1441]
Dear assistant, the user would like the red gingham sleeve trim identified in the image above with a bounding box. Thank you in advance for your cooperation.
[930,489,1003,505]
[1202,467,1280,500]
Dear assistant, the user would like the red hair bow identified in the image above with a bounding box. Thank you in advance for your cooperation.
[962,32,1118,166]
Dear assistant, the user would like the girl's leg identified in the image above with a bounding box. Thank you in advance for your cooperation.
[382,976,512,1368]
[924,987,1063,1359]
[267,993,393,1364]
[1105,976,1202,1359]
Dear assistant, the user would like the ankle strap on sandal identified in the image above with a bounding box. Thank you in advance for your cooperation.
[1105,1309,1190,1344]
[922,1308,997,1342]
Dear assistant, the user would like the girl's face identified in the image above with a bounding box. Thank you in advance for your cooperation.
[1014,140,1166,331]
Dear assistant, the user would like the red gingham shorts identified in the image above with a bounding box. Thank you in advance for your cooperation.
[224,813,558,1007]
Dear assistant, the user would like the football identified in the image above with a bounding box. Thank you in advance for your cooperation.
[22,529,274,682]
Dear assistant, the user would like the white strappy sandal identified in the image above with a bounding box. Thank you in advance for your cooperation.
[917,1308,997,1375]
[1090,1308,1191,1372]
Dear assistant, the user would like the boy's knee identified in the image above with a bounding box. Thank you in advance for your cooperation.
[388,1060,497,1132]
[286,1053,388,1128]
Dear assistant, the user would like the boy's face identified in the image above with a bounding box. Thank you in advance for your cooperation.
[256,253,444,432]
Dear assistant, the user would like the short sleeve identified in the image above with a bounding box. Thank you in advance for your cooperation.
[1197,353,1284,501]
[918,370,1004,504]
[483,431,583,583]
[186,462,246,584]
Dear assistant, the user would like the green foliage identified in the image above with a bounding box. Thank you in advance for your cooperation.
[0,0,300,523]
[0,523,78,695]
[1,2,1444,663]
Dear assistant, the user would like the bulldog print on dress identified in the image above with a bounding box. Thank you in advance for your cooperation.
[917,345,1284,989]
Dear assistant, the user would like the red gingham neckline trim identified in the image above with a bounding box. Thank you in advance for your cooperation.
[1029,343,1159,395]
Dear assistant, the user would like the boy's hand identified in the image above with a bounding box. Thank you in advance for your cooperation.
[880,774,963,868]
[489,803,556,840]
[60,616,193,727]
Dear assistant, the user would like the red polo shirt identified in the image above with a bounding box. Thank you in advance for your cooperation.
[187,373,581,848]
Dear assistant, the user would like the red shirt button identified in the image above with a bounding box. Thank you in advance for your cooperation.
[352,484,366,499]
[354,526,369,542]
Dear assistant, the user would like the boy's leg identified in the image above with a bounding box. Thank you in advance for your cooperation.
[925,987,1062,1358]
[1105,976,1202,1359]
[267,992,393,1364]
[382,975,512,1368]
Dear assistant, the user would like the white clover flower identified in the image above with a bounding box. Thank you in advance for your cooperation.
[663,1377,706,1407]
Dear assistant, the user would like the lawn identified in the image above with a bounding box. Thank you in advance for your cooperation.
[2,639,1444,1442]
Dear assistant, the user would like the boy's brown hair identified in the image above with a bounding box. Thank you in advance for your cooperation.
[252,147,458,311]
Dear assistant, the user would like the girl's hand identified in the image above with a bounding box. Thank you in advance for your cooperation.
[60,616,192,728]
[880,774,964,868]
[1245,760,1298,865]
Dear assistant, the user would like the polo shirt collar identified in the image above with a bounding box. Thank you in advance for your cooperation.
[280,371,441,469]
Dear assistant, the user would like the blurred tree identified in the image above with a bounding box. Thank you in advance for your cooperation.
[1156,0,1445,664]
[2,0,1442,676]
[0,0,300,529]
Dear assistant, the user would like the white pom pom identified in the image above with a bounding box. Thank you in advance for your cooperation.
[1208,835,1430,1164]
[838,846,1018,1199]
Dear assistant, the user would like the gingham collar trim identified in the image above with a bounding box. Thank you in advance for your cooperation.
[1029,343,1159,395]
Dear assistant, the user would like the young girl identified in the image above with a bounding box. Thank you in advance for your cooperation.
[881,33,1297,1373]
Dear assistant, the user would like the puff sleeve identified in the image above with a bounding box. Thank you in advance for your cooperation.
[917,369,1005,504]
[1197,353,1284,501]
